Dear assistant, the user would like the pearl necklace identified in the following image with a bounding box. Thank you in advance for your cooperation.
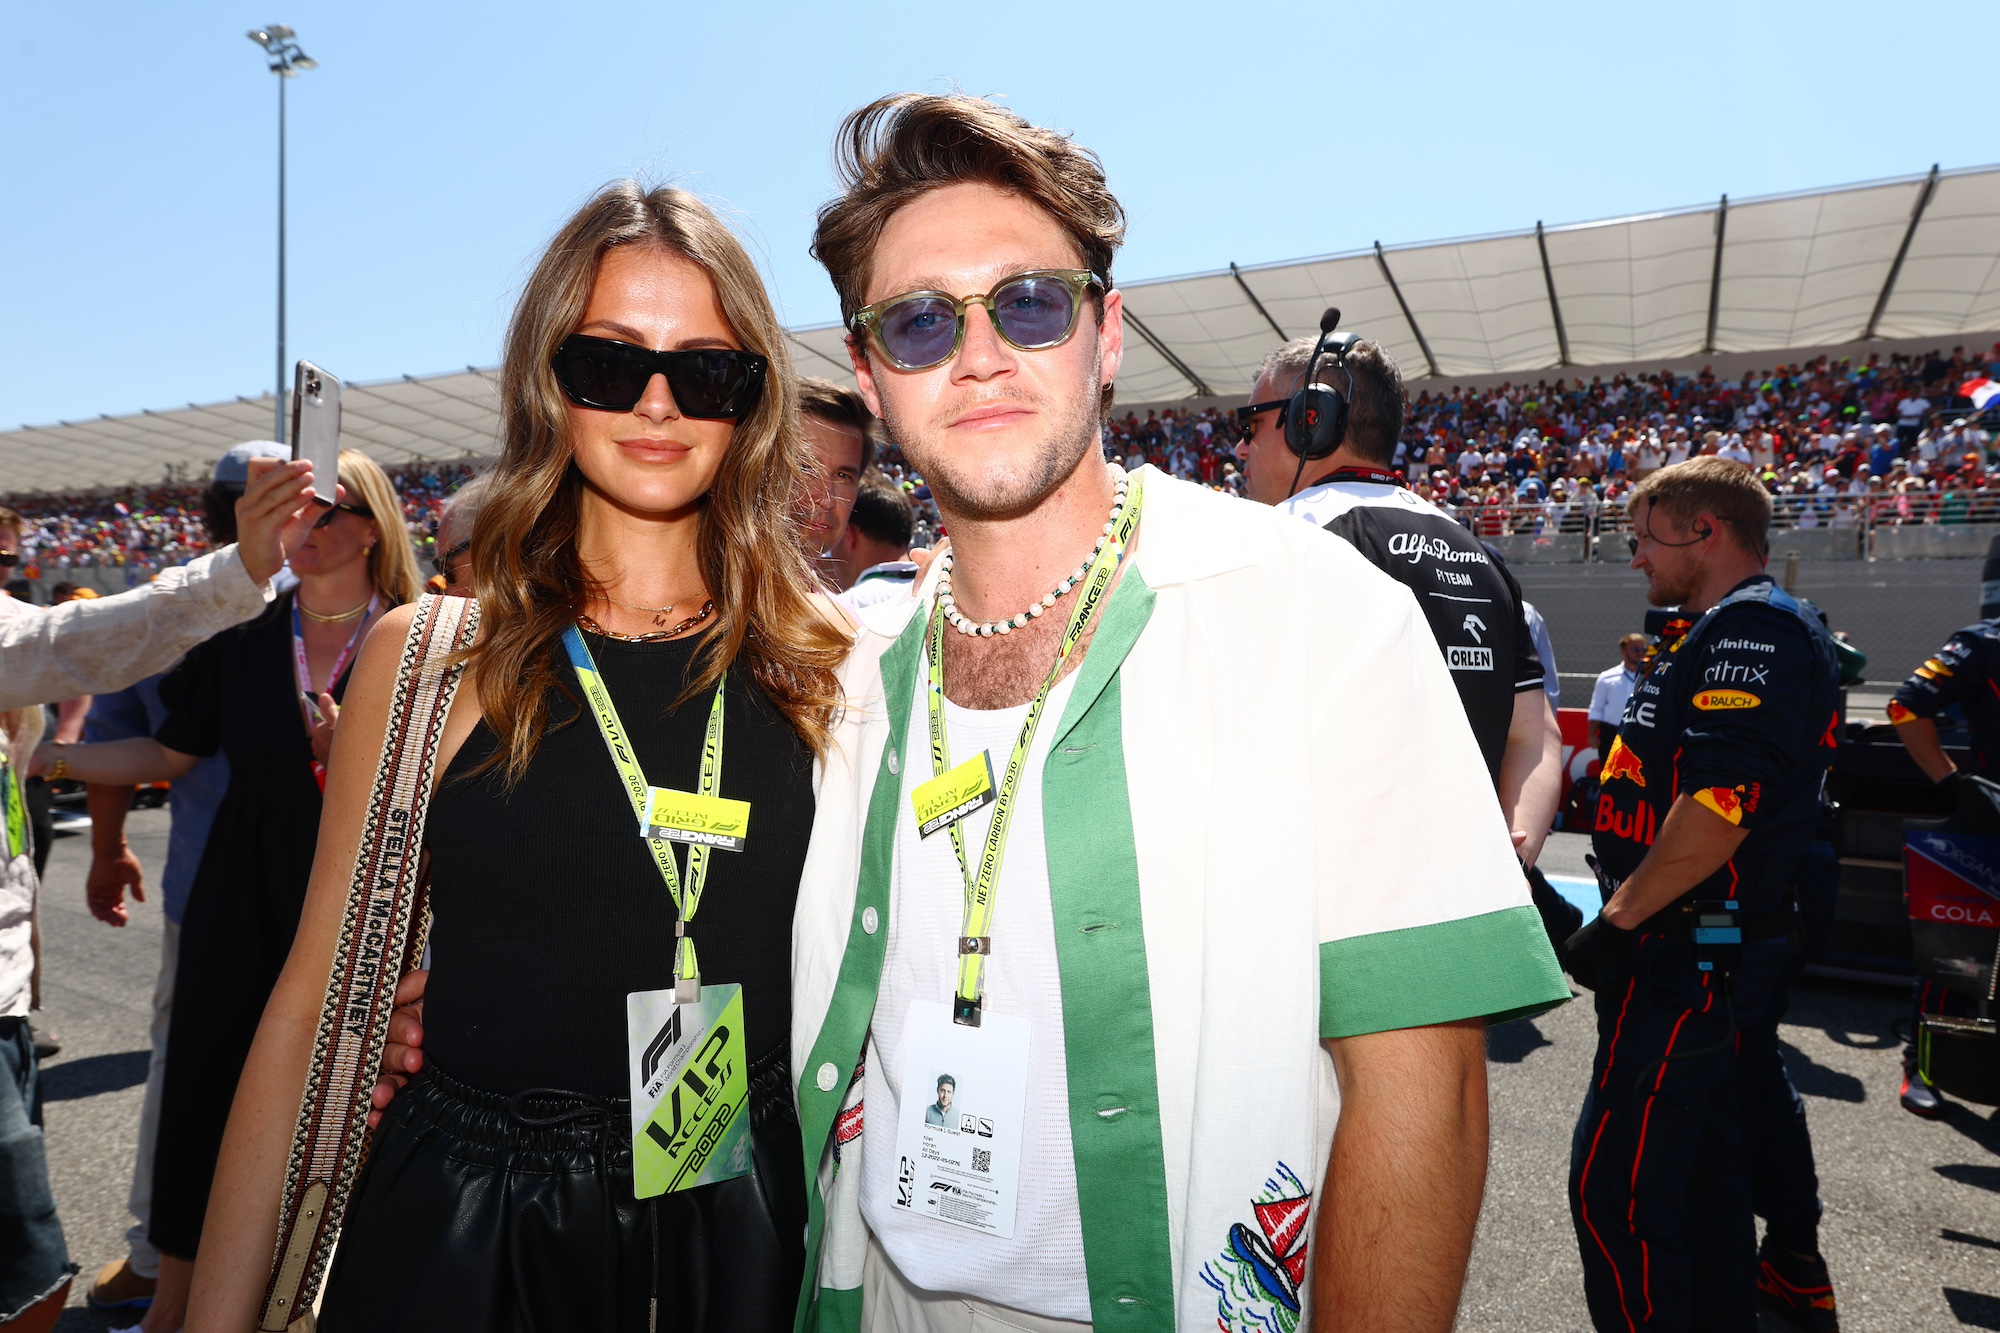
[936,473,1130,637]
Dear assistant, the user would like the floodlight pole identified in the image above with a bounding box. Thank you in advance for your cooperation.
[276,70,287,444]
[248,26,317,444]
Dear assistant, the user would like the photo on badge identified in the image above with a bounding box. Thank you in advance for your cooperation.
[893,1000,1030,1238]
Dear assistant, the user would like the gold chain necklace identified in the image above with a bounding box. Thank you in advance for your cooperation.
[603,593,681,619]
[577,600,716,643]
[297,595,374,624]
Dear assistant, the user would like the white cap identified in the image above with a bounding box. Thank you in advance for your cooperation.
[213,441,288,485]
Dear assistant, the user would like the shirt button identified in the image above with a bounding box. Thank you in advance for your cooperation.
[816,1062,839,1092]
[887,748,900,775]
[862,906,880,935]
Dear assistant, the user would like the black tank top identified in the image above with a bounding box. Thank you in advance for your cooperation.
[422,629,815,1097]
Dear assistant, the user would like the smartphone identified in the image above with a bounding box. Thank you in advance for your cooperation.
[291,360,343,504]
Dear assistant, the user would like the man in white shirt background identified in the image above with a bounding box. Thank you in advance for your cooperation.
[831,478,919,612]
[1897,389,1931,451]
[1587,632,1648,759]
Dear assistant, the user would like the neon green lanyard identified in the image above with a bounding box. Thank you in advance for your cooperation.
[923,472,1144,1026]
[563,624,725,989]
[0,763,23,863]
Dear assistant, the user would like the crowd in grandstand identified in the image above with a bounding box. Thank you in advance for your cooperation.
[1,460,476,580]
[5,345,1997,577]
[1396,343,2000,533]
[1096,343,2000,532]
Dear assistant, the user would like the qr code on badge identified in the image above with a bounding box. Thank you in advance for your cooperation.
[971,1147,992,1174]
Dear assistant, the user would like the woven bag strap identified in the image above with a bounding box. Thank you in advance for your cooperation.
[258,593,480,1330]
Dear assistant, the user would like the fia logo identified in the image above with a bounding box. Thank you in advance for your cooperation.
[638,1006,684,1097]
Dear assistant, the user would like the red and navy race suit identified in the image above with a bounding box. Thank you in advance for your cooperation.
[1570,576,1841,1333]
[1591,577,1842,911]
[1888,616,2000,775]
[1885,621,2000,1059]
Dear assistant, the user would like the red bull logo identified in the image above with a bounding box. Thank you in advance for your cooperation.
[1595,793,1658,845]
[1694,785,1748,826]
[1599,737,1645,787]
[1886,699,1918,726]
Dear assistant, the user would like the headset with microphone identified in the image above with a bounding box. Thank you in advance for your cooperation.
[1283,306,1362,497]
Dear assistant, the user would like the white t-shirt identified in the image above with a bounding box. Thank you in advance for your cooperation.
[1588,663,1641,727]
[835,563,919,614]
[860,671,1090,1319]
[1899,396,1930,427]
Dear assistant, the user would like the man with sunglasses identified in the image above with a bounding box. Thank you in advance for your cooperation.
[425,473,489,597]
[1236,335,1562,872]
[789,93,1567,1333]
[1564,458,1842,1332]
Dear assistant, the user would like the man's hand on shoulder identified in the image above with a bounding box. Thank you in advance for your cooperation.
[369,967,428,1128]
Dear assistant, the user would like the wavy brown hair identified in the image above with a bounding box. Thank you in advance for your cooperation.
[465,182,847,781]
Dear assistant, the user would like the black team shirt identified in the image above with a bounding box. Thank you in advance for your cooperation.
[1280,469,1543,782]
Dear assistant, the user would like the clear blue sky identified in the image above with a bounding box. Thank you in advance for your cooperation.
[3,0,1991,430]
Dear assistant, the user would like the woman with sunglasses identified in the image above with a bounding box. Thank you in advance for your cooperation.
[31,450,419,1333]
[187,183,846,1332]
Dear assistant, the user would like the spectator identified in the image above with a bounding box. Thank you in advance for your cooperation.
[1588,632,1649,757]
[425,471,490,597]
[0,457,320,1331]
[28,451,421,1333]
[831,476,919,611]
[798,377,874,576]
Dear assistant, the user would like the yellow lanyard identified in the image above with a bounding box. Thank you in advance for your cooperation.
[563,624,725,989]
[923,472,1144,1026]
[0,763,23,863]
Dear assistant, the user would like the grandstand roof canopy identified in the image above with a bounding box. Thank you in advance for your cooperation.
[8,163,2000,494]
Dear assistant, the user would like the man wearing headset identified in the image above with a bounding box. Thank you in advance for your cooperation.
[1565,458,1841,1332]
[1236,333,1563,870]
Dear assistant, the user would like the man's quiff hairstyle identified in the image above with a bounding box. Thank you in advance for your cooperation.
[1255,335,1406,465]
[812,93,1127,328]
[1629,456,1774,558]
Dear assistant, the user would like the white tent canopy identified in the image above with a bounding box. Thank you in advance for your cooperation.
[7,164,1998,494]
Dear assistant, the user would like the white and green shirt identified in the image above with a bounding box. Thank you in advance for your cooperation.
[791,467,1568,1333]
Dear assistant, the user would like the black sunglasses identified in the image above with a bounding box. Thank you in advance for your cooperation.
[1234,399,1291,435]
[314,501,375,530]
[551,335,768,419]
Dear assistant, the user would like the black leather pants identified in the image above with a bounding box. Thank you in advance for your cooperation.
[319,1049,804,1333]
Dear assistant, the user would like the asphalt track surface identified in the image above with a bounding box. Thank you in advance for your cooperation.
[29,814,2000,1331]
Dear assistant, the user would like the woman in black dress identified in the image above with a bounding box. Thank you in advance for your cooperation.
[36,451,422,1331]
[189,183,849,1332]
